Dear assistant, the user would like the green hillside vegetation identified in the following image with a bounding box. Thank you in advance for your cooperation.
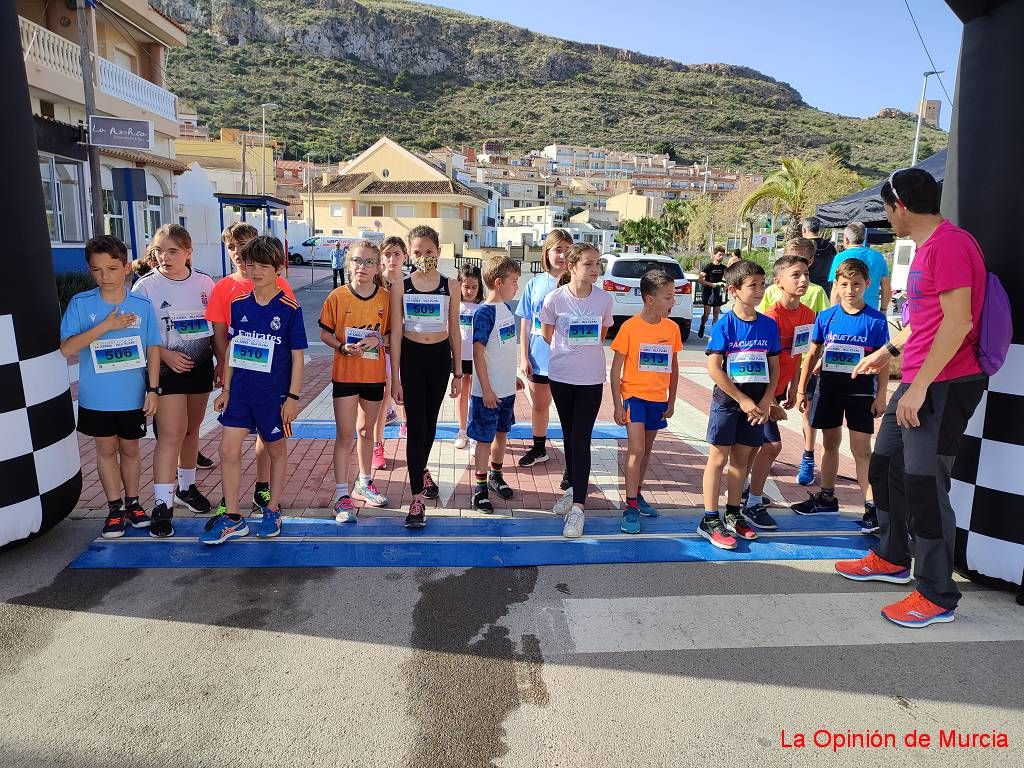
[162,0,946,178]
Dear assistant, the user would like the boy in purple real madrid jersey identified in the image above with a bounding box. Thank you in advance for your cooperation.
[207,237,307,544]
[702,260,781,551]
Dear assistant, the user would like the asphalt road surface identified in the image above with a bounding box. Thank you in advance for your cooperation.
[1,520,1021,768]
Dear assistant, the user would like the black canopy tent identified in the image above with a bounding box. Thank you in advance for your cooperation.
[815,149,947,228]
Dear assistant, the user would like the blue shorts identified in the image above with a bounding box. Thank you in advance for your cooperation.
[706,402,765,448]
[218,397,287,443]
[762,395,784,444]
[624,397,668,431]
[467,394,516,443]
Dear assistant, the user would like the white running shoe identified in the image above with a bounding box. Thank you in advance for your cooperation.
[454,431,469,449]
[562,506,585,539]
[552,487,574,517]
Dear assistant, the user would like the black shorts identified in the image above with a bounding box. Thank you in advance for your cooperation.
[809,387,875,435]
[332,381,385,401]
[160,359,214,396]
[461,359,473,375]
[526,373,550,385]
[77,406,147,440]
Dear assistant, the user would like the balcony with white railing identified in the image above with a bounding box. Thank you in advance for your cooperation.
[20,15,177,123]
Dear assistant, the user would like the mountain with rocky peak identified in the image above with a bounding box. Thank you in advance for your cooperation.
[155,0,946,176]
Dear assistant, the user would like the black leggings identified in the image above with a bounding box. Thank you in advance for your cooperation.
[400,338,452,494]
[550,380,603,505]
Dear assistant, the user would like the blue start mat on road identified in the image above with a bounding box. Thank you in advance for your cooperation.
[287,421,629,440]
[70,515,872,569]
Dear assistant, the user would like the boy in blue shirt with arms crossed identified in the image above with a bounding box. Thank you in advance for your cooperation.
[469,255,525,512]
[207,237,307,543]
[703,260,781,550]
[61,235,162,539]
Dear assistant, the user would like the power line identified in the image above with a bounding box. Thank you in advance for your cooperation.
[902,0,954,106]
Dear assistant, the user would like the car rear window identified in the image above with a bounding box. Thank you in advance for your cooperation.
[610,260,684,280]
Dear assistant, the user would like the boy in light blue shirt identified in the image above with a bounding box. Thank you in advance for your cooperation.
[60,235,161,539]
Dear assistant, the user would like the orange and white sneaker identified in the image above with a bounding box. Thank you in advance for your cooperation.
[881,590,955,628]
[835,551,911,584]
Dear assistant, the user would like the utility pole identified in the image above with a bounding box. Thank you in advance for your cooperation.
[912,70,942,166]
[305,152,317,283]
[240,131,247,195]
[260,102,278,195]
[76,1,104,236]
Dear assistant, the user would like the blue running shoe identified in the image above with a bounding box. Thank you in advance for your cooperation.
[256,507,281,538]
[635,493,658,517]
[620,507,641,534]
[199,514,249,545]
[796,455,815,486]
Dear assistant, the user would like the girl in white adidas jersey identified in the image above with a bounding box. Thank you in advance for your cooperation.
[131,224,215,536]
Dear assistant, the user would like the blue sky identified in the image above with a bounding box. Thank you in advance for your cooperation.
[422,0,962,130]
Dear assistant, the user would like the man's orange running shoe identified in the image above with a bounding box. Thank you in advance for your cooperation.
[835,551,912,583]
[881,591,955,628]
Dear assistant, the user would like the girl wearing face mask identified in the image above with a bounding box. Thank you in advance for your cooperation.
[390,226,462,528]
[540,244,614,540]
[515,228,571,473]
[370,236,408,470]
[132,224,216,537]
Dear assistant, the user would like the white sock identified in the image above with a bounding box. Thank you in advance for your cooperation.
[358,474,370,485]
[177,467,196,490]
[335,483,349,498]
[154,483,175,506]
[745,494,763,508]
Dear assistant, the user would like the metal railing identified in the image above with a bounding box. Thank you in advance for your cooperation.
[20,16,177,122]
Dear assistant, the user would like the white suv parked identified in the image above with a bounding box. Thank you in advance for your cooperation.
[601,253,694,340]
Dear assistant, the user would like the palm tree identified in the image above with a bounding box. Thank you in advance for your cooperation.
[660,199,690,250]
[615,218,670,254]
[739,157,821,239]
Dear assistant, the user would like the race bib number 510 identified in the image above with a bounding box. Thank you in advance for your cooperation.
[229,335,275,373]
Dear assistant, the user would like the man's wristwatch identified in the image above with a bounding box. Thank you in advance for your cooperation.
[146,385,162,395]
[885,342,901,357]
[286,393,300,401]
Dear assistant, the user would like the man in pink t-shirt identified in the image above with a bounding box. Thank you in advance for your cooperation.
[833,169,987,629]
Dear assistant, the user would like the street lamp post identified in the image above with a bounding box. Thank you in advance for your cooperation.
[305,152,317,284]
[912,71,943,166]
[260,102,279,196]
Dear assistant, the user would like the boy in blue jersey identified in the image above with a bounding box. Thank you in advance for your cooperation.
[60,236,162,539]
[470,255,525,512]
[793,258,890,530]
[702,260,781,550]
[207,237,307,543]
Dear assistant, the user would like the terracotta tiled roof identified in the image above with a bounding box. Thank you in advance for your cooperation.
[148,2,189,34]
[304,172,373,193]
[361,179,486,201]
[98,147,188,174]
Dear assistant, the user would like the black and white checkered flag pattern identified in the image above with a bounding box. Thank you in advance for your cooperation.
[951,344,1024,587]
[0,312,81,547]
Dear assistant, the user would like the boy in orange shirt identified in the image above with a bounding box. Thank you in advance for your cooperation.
[205,222,296,515]
[610,270,682,534]
[742,255,816,530]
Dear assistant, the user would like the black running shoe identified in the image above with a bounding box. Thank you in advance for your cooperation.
[858,504,880,534]
[473,489,494,513]
[559,471,571,491]
[488,473,514,500]
[421,471,439,501]
[518,446,549,467]
[251,486,272,515]
[175,484,212,514]
[196,451,216,470]
[149,502,174,538]
[101,508,126,539]
[125,500,150,529]
[404,498,426,528]
[791,491,840,516]
[741,503,778,531]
